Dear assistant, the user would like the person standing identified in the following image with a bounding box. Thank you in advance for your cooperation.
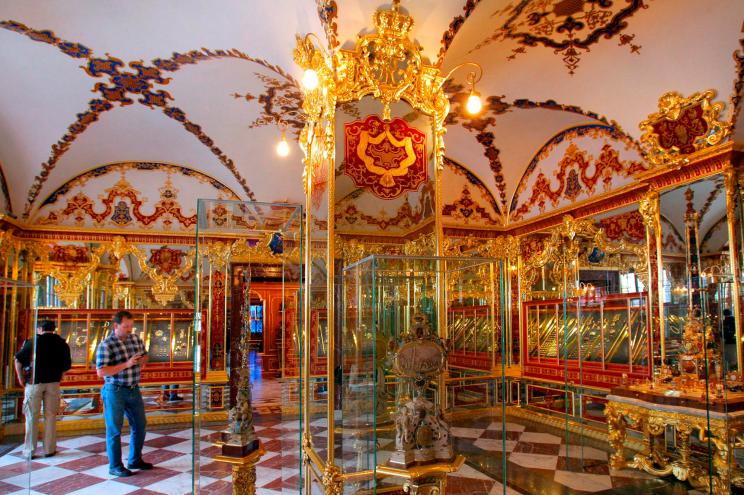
[96,310,153,477]
[14,319,72,459]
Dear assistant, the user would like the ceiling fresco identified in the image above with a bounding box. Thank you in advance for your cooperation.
[0,0,742,231]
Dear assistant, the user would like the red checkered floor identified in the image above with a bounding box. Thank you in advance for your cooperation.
[0,413,666,495]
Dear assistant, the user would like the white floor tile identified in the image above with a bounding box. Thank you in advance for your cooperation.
[5,466,77,488]
[473,438,517,452]
[66,479,139,495]
[518,432,562,444]
[451,427,486,439]
[508,452,558,470]
[554,470,613,492]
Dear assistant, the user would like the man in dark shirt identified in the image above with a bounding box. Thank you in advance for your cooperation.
[14,319,72,459]
[96,310,152,477]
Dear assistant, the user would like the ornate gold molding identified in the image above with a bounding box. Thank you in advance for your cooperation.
[520,215,648,293]
[639,90,732,166]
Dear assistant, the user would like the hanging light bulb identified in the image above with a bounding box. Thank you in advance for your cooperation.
[466,90,482,115]
[302,68,319,90]
[276,120,290,157]
[464,68,484,115]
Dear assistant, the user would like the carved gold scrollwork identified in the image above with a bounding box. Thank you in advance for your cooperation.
[639,89,732,166]
[403,232,437,256]
[607,398,742,495]
[443,235,519,261]
[321,463,344,495]
[111,236,195,306]
[521,215,648,295]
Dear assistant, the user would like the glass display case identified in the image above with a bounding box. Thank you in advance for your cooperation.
[194,199,303,495]
[338,255,506,493]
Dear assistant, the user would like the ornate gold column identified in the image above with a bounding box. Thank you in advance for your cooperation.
[724,166,743,372]
[640,190,663,363]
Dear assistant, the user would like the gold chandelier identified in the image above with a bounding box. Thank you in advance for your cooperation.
[293,0,483,122]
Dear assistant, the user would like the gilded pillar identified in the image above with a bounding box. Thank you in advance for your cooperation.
[724,166,743,372]
[640,190,663,363]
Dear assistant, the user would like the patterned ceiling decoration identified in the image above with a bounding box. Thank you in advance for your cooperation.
[39,162,238,208]
[660,216,685,254]
[232,73,304,138]
[0,161,11,216]
[34,163,237,230]
[0,20,299,216]
[444,157,501,216]
[510,124,647,222]
[700,215,728,253]
[442,185,500,226]
[445,81,511,207]
[469,0,649,74]
[437,0,483,66]
[596,210,645,242]
[336,180,434,233]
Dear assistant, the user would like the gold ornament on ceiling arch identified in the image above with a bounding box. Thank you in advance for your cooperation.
[639,89,732,167]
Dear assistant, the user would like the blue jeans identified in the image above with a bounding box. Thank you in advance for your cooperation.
[102,383,147,469]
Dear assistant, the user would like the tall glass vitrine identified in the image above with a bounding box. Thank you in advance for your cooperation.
[193,199,303,495]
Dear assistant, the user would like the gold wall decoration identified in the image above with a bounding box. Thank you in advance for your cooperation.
[639,90,732,166]
[520,215,648,294]
[111,236,195,306]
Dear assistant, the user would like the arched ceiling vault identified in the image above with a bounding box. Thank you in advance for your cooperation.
[0,0,742,227]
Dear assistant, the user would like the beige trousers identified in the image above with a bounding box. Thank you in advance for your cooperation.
[22,382,60,458]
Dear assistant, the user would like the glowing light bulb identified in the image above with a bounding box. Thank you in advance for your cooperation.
[466,91,482,115]
[276,136,290,157]
[302,69,319,90]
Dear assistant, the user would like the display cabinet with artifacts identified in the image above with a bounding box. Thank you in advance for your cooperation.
[519,212,652,393]
[32,308,195,418]
[338,255,503,492]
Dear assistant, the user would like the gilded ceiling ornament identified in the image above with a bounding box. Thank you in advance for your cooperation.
[639,90,732,166]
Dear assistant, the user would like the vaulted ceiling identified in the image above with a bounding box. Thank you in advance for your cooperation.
[0,0,742,230]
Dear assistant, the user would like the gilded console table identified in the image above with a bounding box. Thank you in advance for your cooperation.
[606,389,744,494]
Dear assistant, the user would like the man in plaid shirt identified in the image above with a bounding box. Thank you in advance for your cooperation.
[96,310,153,477]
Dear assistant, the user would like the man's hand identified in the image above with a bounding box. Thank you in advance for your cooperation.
[125,354,144,368]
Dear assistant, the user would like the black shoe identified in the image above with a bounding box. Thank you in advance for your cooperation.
[44,452,56,458]
[127,460,153,470]
[168,395,183,401]
[109,466,134,477]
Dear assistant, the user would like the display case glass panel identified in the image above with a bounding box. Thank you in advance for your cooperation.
[340,255,506,493]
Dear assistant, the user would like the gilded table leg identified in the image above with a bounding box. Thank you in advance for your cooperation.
[606,403,627,470]
[712,430,732,495]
